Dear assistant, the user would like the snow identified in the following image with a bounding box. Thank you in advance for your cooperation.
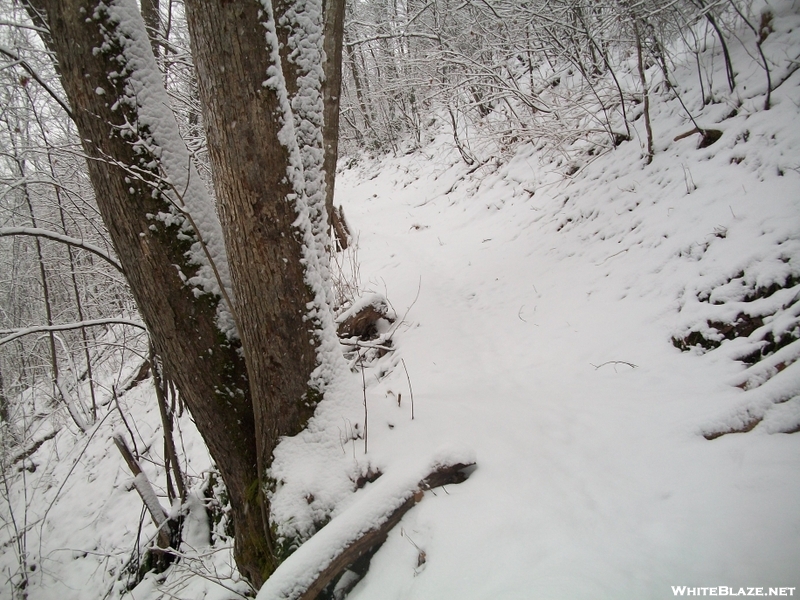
[335,292,396,325]
[260,0,343,390]
[3,1,800,598]
[299,6,798,595]
[98,0,237,338]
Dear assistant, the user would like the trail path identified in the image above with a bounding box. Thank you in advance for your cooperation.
[335,151,800,599]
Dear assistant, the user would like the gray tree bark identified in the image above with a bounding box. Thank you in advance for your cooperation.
[322,0,346,232]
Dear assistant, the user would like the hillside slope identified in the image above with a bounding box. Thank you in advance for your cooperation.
[326,5,800,597]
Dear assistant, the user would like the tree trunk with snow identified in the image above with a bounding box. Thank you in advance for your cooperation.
[29,0,342,588]
[184,0,339,581]
[322,0,346,230]
[24,0,269,585]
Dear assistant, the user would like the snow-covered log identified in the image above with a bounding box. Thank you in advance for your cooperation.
[257,455,475,600]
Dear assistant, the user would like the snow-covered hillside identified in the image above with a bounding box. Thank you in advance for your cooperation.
[321,6,800,595]
[2,0,799,598]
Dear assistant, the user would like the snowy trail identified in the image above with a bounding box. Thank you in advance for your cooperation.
[335,154,800,599]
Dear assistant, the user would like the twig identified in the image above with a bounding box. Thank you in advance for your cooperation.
[339,340,394,351]
[0,227,123,272]
[0,45,74,119]
[401,528,427,569]
[112,386,139,458]
[401,358,415,420]
[360,352,368,454]
[595,248,628,266]
[0,318,146,346]
[682,163,696,194]
[590,360,638,371]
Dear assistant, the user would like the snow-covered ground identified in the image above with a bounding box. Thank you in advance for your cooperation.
[315,7,800,595]
[2,1,799,598]
[331,126,800,597]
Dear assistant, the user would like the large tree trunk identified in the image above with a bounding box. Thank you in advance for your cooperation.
[29,0,342,587]
[184,0,318,466]
[183,3,319,577]
[24,0,272,586]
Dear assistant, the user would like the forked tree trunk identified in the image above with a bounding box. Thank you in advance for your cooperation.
[184,1,327,580]
[30,0,341,587]
[24,0,271,585]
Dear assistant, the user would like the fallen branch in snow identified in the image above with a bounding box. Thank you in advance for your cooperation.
[113,433,172,549]
[673,127,722,148]
[594,248,628,266]
[257,459,475,600]
[304,462,472,599]
[339,339,394,352]
[8,430,58,466]
[590,361,638,371]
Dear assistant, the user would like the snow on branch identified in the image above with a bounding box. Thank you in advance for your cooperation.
[0,318,146,346]
[345,30,440,47]
[113,433,172,549]
[0,226,123,272]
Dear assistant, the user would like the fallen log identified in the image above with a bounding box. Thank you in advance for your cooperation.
[10,429,57,466]
[257,457,475,600]
[673,127,723,148]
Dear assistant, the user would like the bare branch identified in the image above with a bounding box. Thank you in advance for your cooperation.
[0,45,73,119]
[0,318,146,346]
[0,20,50,33]
[0,226,122,272]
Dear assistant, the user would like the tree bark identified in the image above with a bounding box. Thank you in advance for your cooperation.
[140,0,160,57]
[344,31,374,142]
[633,20,653,164]
[185,0,332,583]
[24,0,270,585]
[322,0,346,230]
[30,0,341,587]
